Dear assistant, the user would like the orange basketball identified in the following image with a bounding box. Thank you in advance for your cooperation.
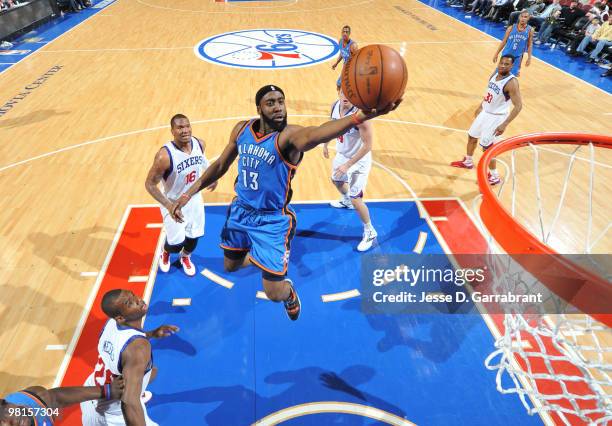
[341,44,408,111]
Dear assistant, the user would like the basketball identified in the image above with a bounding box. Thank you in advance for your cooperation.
[341,44,407,111]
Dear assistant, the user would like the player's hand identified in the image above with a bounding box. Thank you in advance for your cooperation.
[147,325,179,339]
[526,57,531,66]
[360,98,403,120]
[494,123,508,136]
[172,194,191,222]
[206,181,218,192]
[474,107,482,117]
[323,145,329,159]
[492,55,498,63]
[110,376,125,400]
[334,163,350,179]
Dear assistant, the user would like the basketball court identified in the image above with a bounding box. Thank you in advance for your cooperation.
[0,0,610,425]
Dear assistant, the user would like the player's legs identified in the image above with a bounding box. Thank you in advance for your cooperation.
[451,112,484,169]
[347,158,377,251]
[511,55,522,77]
[261,271,301,321]
[160,208,187,273]
[223,248,251,272]
[330,154,354,209]
[478,114,508,185]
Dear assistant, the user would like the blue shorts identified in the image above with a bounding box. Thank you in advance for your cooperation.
[220,199,296,276]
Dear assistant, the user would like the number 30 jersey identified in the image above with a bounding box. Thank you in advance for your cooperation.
[162,137,209,202]
[234,120,300,211]
[482,72,515,115]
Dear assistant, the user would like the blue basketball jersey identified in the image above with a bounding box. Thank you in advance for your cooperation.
[234,120,298,211]
[502,24,530,57]
[340,39,354,62]
[4,390,54,425]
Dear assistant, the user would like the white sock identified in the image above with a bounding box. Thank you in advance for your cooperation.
[342,193,350,202]
[364,222,374,232]
[490,169,499,177]
[465,155,473,164]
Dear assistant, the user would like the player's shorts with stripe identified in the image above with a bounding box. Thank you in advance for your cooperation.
[220,198,296,276]
[331,152,372,198]
[160,198,204,245]
[468,110,509,148]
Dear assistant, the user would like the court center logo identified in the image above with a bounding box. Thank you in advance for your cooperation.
[194,29,339,69]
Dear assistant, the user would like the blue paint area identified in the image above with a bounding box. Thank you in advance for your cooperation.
[144,201,543,425]
[0,0,114,73]
[419,0,611,93]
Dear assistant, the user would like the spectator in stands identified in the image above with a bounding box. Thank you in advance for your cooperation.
[529,0,562,30]
[509,0,545,24]
[586,2,605,19]
[568,17,601,53]
[577,18,612,62]
[489,0,529,22]
[1,0,20,10]
[535,9,563,43]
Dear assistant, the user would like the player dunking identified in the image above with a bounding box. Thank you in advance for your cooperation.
[451,55,523,184]
[323,90,377,252]
[145,114,216,277]
[81,289,178,426]
[331,25,358,91]
[173,85,400,321]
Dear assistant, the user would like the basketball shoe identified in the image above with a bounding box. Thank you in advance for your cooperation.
[330,197,354,209]
[159,250,171,273]
[180,252,196,276]
[283,279,301,321]
[450,157,474,169]
[358,228,378,252]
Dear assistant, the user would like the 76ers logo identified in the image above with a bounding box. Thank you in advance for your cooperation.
[194,29,339,69]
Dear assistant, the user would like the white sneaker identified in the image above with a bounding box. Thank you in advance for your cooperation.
[330,199,354,209]
[159,250,171,273]
[180,254,196,276]
[357,228,378,252]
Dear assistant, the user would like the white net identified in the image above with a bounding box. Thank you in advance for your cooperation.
[473,138,612,425]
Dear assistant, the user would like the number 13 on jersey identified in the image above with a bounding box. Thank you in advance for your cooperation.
[242,170,259,190]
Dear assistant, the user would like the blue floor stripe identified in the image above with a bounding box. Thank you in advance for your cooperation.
[143,201,543,425]
[420,0,611,93]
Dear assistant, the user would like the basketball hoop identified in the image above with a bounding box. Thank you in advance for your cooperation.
[473,133,612,425]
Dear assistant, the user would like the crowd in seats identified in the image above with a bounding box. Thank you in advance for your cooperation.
[56,0,91,13]
[1,0,22,10]
[448,0,611,77]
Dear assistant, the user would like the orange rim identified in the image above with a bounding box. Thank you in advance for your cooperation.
[477,133,612,327]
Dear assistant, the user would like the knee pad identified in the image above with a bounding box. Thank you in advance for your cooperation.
[164,240,183,253]
[183,237,198,253]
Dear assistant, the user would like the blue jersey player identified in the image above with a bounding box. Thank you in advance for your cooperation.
[173,85,401,321]
[1,378,123,425]
[493,10,533,76]
[331,25,358,91]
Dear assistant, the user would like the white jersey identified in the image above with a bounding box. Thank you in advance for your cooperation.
[84,319,153,415]
[481,72,515,115]
[331,101,363,158]
[162,137,209,201]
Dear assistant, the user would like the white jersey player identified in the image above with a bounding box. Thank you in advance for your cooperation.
[81,289,178,426]
[323,91,377,252]
[145,114,216,276]
[451,55,523,185]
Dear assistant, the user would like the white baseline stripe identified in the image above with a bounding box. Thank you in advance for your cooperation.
[321,289,360,302]
[80,271,98,277]
[46,344,67,351]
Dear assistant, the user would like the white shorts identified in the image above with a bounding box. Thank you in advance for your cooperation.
[331,152,372,198]
[80,399,158,426]
[468,111,508,148]
[161,198,204,246]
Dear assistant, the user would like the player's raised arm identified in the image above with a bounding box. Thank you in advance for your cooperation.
[120,339,151,426]
[286,101,401,153]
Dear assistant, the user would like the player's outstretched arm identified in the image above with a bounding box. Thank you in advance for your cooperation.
[287,101,401,153]
[23,378,124,409]
[171,121,244,221]
[120,339,151,426]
